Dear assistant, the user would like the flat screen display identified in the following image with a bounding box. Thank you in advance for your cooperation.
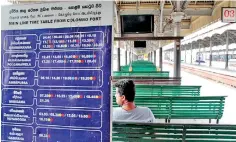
[121,15,154,34]
[134,41,146,48]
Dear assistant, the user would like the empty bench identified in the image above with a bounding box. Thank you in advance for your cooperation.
[113,71,169,77]
[112,85,201,96]
[113,96,226,123]
[121,66,158,72]
[131,60,154,65]
[113,122,236,142]
[112,76,181,85]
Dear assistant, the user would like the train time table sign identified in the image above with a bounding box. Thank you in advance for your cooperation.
[1,1,113,142]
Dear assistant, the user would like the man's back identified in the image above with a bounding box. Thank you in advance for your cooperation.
[113,106,155,123]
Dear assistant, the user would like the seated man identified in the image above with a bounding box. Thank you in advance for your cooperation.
[113,79,155,122]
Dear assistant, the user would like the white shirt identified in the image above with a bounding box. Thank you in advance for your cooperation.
[113,106,156,123]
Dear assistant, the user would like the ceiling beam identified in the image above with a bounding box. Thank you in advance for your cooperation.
[185,8,212,16]
[182,0,191,9]
[118,4,213,10]
[119,8,212,16]
[114,36,184,41]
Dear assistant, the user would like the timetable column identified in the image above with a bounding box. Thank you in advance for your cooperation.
[36,31,104,141]
[1,34,37,142]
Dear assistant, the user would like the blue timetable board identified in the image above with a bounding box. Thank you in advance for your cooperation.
[1,2,113,142]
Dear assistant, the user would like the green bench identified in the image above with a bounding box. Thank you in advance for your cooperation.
[121,60,159,72]
[112,76,181,85]
[131,63,154,66]
[113,122,236,142]
[113,71,169,77]
[113,96,226,123]
[130,61,155,65]
[112,85,201,96]
[121,66,157,72]
[131,60,154,65]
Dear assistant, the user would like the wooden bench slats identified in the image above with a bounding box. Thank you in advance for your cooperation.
[187,140,236,142]
[112,77,181,85]
[113,137,182,142]
[112,85,201,96]
[113,123,236,142]
[113,71,169,77]
[113,96,226,122]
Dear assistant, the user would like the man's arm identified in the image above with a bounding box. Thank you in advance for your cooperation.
[113,107,120,121]
[148,108,156,123]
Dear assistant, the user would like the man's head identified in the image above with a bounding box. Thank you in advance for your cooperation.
[114,79,135,106]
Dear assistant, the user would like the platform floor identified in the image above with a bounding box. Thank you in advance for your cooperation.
[181,62,236,77]
[162,64,236,124]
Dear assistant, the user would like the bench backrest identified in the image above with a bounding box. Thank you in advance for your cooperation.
[121,67,157,72]
[113,122,236,142]
[113,96,226,120]
[131,60,154,65]
[112,85,201,96]
[112,76,181,85]
[113,71,169,77]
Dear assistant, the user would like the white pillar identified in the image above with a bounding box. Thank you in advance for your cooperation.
[225,31,229,69]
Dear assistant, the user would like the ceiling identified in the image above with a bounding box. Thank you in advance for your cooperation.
[114,0,216,54]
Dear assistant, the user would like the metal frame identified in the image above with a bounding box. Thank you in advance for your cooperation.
[114,36,183,41]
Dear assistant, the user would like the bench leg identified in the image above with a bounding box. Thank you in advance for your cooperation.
[209,119,211,124]
[216,119,219,124]
[168,119,171,123]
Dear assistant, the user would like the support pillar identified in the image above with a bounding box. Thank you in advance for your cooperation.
[152,51,155,63]
[173,18,182,77]
[117,47,121,71]
[191,43,193,64]
[149,52,151,62]
[127,51,129,65]
[125,50,127,65]
[174,39,181,77]
[150,53,152,61]
[131,52,133,62]
[185,45,187,63]
[225,31,229,69]
[209,38,212,67]
[203,46,206,65]
[172,2,183,77]
[198,43,201,65]
[133,54,137,61]
[151,52,153,62]
[159,47,163,71]
[129,51,131,64]
[154,50,156,66]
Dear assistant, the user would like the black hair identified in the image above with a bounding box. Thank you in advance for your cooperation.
[114,79,135,102]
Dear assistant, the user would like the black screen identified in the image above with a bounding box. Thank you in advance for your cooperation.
[134,41,146,48]
[121,15,154,34]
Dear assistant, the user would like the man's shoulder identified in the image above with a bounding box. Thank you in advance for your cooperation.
[136,106,151,111]
[113,107,125,120]
[113,107,123,113]
[136,106,153,115]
